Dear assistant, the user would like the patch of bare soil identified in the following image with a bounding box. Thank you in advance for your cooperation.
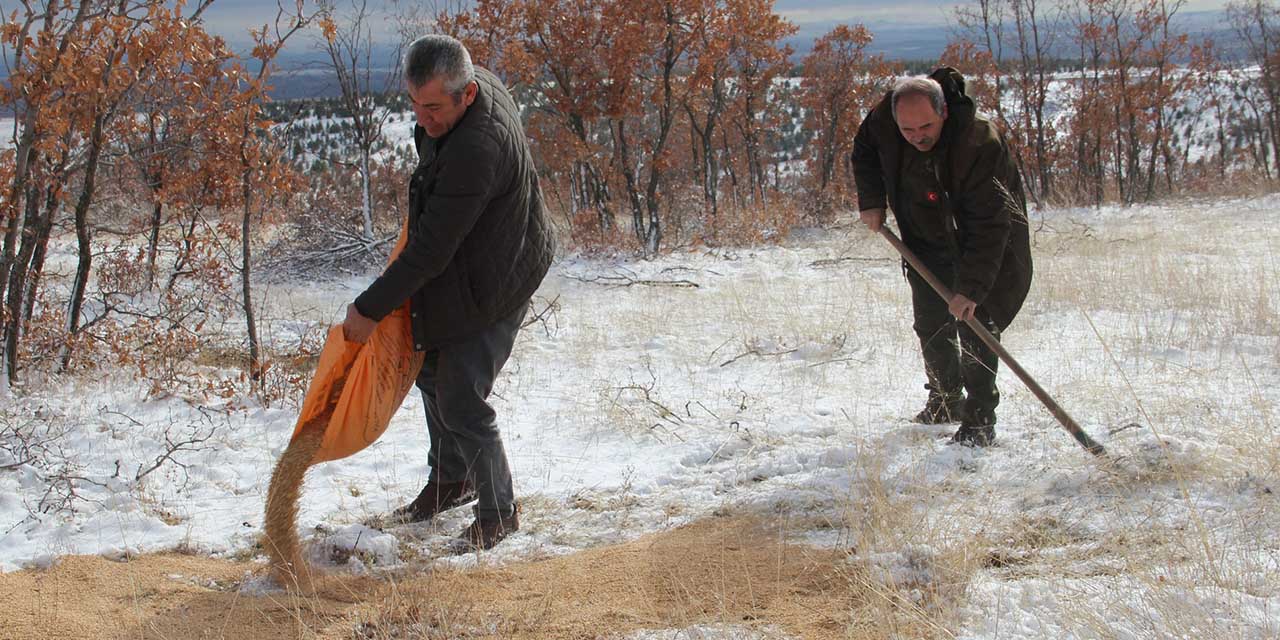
[0,517,894,639]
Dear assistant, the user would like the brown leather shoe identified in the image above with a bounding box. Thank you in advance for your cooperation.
[392,481,475,523]
[457,505,519,551]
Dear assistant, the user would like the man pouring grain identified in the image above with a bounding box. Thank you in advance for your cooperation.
[342,35,554,549]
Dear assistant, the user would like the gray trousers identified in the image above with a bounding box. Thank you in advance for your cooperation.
[416,302,527,519]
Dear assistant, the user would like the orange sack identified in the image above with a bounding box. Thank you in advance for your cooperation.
[288,225,425,463]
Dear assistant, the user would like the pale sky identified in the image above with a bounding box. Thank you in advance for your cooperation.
[197,0,1234,48]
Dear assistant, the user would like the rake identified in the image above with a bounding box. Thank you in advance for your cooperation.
[877,226,1107,458]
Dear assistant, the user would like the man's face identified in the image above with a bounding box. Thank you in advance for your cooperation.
[408,75,477,138]
[895,94,947,152]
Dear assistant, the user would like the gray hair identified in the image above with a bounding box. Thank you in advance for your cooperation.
[891,76,946,119]
[403,34,475,97]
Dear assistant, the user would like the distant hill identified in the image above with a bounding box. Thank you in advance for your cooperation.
[786,20,951,60]
[785,9,1237,62]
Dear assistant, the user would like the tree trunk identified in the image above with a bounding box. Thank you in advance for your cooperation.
[587,162,612,230]
[22,188,59,327]
[360,149,374,240]
[1145,98,1165,201]
[146,200,164,290]
[612,119,646,248]
[61,114,109,372]
[241,174,261,390]
[0,120,41,383]
[687,107,703,190]
[694,116,719,220]
[143,114,166,291]
[165,208,203,295]
[819,97,842,191]
[643,11,681,255]
[3,189,44,383]
[719,127,741,210]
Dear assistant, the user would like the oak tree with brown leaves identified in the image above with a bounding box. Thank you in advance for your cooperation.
[800,24,895,218]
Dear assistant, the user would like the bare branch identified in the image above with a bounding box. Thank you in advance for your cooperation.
[521,294,561,337]
[718,347,798,368]
[0,458,35,471]
[134,425,216,483]
[809,256,894,268]
[563,272,700,288]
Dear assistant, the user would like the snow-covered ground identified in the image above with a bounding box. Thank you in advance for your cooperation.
[2,194,1278,638]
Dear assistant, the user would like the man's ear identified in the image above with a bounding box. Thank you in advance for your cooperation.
[463,80,479,107]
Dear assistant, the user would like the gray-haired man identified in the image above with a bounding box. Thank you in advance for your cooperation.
[343,35,554,549]
[851,68,1032,446]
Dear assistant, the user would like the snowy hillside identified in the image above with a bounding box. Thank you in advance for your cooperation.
[267,67,1261,181]
[2,193,1277,638]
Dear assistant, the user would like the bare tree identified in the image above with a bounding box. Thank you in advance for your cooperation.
[317,0,401,242]
[235,4,310,394]
[1010,0,1061,201]
[1229,0,1280,179]
[953,0,1058,203]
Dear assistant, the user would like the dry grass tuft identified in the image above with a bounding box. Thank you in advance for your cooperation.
[833,447,986,639]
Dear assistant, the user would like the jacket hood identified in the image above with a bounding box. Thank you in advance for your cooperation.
[929,66,976,142]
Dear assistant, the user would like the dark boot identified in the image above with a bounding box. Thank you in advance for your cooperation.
[457,504,519,551]
[392,480,476,523]
[914,388,965,424]
[949,406,996,447]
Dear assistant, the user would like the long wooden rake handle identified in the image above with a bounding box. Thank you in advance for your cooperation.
[877,226,1107,457]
